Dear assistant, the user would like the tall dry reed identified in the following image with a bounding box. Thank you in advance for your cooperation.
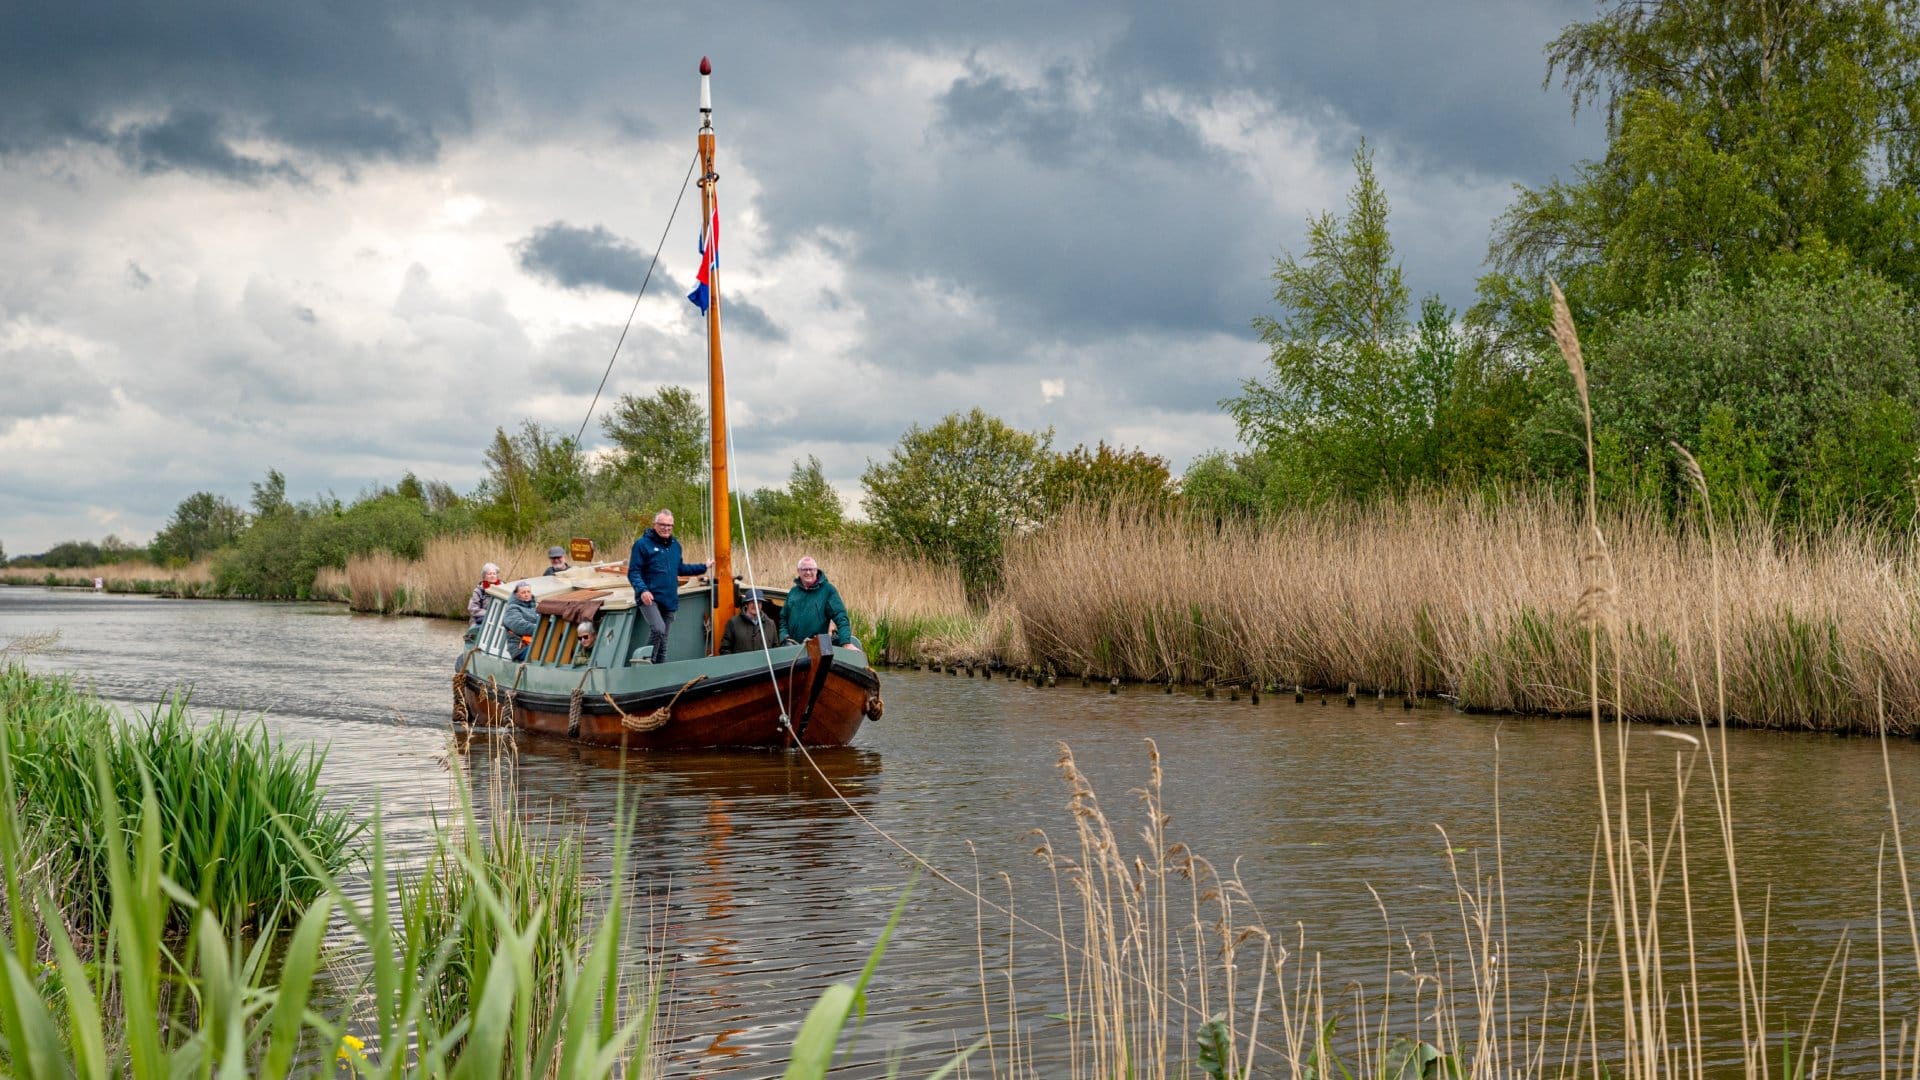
[328,535,554,617]
[0,559,220,596]
[1003,496,1920,732]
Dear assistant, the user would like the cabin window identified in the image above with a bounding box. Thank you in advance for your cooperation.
[479,599,512,658]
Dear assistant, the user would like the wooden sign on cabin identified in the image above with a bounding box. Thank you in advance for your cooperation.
[568,537,596,564]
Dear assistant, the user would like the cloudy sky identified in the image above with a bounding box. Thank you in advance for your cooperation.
[0,0,1600,553]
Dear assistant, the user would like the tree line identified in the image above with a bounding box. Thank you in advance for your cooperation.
[1220,0,1920,527]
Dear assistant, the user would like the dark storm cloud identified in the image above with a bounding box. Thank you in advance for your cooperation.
[515,222,786,340]
[937,60,1211,168]
[706,297,785,343]
[115,111,304,184]
[0,0,505,171]
[516,222,661,294]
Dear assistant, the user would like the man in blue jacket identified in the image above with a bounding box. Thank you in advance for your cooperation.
[627,508,707,663]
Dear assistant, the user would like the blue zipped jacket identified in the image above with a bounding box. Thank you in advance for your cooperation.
[627,529,707,612]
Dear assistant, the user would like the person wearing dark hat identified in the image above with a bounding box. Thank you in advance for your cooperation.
[542,546,571,576]
[719,589,780,655]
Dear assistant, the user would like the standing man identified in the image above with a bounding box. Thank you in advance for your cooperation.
[780,555,855,648]
[542,546,571,576]
[627,509,707,663]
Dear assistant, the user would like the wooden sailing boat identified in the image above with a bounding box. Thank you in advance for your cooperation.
[456,58,882,749]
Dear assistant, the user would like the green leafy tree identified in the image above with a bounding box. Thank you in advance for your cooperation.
[1041,442,1174,516]
[1178,450,1274,522]
[1549,268,1920,522]
[1480,0,1920,343]
[250,468,287,518]
[150,492,247,565]
[861,409,1054,594]
[600,386,707,490]
[743,456,845,540]
[474,422,587,539]
[1230,143,1504,500]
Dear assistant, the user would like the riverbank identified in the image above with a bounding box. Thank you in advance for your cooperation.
[0,558,224,597]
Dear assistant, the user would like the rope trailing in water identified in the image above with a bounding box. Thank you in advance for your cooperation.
[618,674,707,732]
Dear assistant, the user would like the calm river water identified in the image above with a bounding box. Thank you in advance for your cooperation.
[4,585,1919,1075]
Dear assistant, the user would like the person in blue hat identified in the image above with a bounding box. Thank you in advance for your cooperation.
[719,589,780,655]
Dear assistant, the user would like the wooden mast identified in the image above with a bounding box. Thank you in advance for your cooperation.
[699,57,736,651]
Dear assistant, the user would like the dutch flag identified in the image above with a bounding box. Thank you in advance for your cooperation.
[688,200,718,314]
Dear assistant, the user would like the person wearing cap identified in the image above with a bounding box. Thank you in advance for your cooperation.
[626,508,708,663]
[719,590,780,655]
[572,620,598,664]
[542,546,571,576]
[779,555,854,649]
[467,562,502,626]
[502,580,539,661]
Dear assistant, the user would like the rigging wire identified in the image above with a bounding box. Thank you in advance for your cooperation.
[571,148,702,450]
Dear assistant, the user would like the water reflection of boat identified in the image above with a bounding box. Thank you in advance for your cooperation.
[481,733,884,803]
[455,58,881,749]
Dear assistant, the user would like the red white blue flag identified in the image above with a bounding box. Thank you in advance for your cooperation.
[688,199,718,314]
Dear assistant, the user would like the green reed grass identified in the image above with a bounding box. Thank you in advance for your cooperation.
[0,671,665,1077]
[0,667,358,932]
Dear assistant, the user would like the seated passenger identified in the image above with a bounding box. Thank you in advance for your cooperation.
[719,591,779,655]
[503,581,539,661]
[780,556,855,648]
[468,562,502,626]
[573,620,597,665]
[543,545,571,576]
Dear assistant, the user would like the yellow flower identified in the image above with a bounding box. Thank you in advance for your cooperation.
[336,1033,367,1062]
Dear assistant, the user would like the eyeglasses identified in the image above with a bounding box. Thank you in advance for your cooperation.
[654,521,674,529]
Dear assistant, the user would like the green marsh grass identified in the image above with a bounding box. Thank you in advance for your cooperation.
[0,670,668,1077]
[0,667,357,932]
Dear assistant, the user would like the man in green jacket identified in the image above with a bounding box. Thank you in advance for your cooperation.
[780,555,856,649]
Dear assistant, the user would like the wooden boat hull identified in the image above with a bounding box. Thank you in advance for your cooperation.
[458,640,880,750]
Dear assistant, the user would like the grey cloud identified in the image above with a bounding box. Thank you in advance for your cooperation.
[0,0,508,172]
[515,222,785,340]
[0,344,107,433]
[701,296,785,343]
[515,222,663,294]
[115,110,304,184]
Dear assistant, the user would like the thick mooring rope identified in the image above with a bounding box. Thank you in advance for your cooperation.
[617,674,708,733]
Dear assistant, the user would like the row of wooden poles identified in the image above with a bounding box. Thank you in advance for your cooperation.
[889,659,1423,709]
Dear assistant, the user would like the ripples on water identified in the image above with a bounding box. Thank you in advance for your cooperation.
[7,585,1920,1074]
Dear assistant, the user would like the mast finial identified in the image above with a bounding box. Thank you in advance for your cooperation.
[699,56,711,75]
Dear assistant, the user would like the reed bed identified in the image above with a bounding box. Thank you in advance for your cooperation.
[1003,495,1920,732]
[323,535,554,618]
[0,559,222,597]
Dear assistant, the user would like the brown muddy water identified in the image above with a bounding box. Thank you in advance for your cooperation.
[5,585,1920,1075]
